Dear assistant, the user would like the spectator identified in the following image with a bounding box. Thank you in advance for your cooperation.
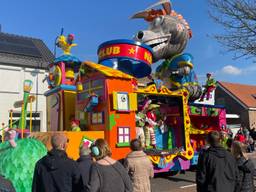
[249,127,256,141]
[235,132,246,143]
[231,141,255,192]
[0,175,16,192]
[196,131,239,192]
[89,139,132,192]
[77,145,93,191]
[124,139,154,192]
[32,133,82,192]
[242,127,250,141]
[226,137,233,152]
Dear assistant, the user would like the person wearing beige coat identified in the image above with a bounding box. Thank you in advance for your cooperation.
[125,139,154,192]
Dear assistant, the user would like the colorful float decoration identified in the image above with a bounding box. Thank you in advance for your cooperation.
[132,0,202,101]
[0,2,230,191]
[98,39,153,78]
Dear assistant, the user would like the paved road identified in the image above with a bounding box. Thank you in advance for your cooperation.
[151,152,256,192]
[151,171,196,192]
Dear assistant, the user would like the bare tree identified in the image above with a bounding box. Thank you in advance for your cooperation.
[208,0,256,58]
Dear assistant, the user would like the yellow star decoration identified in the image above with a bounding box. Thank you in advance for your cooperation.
[128,47,136,55]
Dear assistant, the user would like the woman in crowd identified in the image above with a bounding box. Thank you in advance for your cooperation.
[88,139,132,192]
[231,141,255,192]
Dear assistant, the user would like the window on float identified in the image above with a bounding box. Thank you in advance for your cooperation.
[117,127,130,147]
[77,79,104,102]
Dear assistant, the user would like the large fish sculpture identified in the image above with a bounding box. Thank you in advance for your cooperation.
[132,0,201,101]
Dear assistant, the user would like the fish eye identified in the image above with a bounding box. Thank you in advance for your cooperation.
[154,16,164,27]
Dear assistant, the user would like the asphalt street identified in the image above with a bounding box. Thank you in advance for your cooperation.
[151,152,256,192]
[151,171,196,192]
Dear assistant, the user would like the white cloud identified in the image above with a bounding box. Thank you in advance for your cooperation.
[221,65,242,75]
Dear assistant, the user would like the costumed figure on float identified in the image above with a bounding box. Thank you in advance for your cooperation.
[132,0,202,101]
[199,73,216,102]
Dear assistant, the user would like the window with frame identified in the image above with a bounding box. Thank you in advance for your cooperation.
[91,112,104,124]
[117,127,130,146]
[78,79,104,102]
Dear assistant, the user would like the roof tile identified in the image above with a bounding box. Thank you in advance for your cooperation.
[218,81,256,108]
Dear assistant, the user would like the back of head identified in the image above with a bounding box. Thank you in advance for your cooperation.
[207,131,220,147]
[90,139,112,161]
[232,141,246,158]
[130,139,143,151]
[79,145,91,157]
[51,133,68,150]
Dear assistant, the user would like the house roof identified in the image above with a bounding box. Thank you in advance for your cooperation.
[218,81,256,108]
[0,32,54,69]
[83,61,134,80]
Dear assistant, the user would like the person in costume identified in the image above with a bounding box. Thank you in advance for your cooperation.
[144,104,160,148]
[70,119,81,132]
[136,99,152,147]
[199,73,216,101]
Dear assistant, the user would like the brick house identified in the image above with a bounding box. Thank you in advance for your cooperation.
[215,81,256,130]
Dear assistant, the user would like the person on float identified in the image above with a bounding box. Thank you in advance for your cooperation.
[199,73,216,101]
[145,104,160,148]
[70,119,81,132]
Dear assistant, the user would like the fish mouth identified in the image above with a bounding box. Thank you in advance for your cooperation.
[144,35,171,52]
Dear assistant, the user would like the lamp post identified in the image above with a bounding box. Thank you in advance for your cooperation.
[19,80,33,138]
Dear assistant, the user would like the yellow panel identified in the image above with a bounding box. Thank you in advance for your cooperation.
[64,91,76,131]
[129,93,137,111]
[83,61,133,80]
[112,92,118,110]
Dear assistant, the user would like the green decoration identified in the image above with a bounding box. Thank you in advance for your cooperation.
[109,114,120,131]
[0,139,47,192]
[168,127,173,149]
[190,106,202,115]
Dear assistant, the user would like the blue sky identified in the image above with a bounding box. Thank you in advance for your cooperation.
[1,0,255,85]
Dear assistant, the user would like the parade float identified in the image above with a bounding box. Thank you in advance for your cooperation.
[43,0,203,173]
[0,1,229,191]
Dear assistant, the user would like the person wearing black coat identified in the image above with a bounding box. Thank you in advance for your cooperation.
[232,141,255,192]
[32,133,83,192]
[196,131,239,192]
[77,145,93,191]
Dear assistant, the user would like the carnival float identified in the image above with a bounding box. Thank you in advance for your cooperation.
[0,0,226,191]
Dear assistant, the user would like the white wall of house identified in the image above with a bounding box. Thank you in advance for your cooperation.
[0,64,48,132]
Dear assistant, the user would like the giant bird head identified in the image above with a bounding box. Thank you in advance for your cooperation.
[132,0,191,62]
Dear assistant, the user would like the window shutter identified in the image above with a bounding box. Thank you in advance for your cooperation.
[129,93,137,111]
[113,92,118,110]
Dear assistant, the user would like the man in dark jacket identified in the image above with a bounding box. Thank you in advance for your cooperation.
[32,133,82,192]
[196,131,239,192]
[77,145,92,190]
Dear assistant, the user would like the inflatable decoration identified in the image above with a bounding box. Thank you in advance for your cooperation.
[45,32,81,88]
[132,0,201,101]
[156,53,202,101]
[0,139,47,192]
[98,39,153,78]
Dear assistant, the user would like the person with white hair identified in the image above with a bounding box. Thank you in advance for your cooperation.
[77,145,93,191]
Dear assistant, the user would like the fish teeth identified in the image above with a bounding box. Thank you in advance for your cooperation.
[153,42,166,52]
[147,37,168,46]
